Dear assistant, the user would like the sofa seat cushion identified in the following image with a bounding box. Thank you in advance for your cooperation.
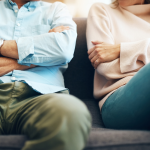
[84,129,150,150]
[1,130,150,150]
[83,99,104,128]
[0,135,27,150]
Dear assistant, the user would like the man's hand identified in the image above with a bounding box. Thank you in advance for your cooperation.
[49,26,70,33]
[0,57,36,77]
[88,41,120,69]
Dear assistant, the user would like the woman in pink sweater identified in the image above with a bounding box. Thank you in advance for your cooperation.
[86,0,150,130]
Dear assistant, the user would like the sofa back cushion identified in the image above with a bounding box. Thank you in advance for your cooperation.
[64,18,95,99]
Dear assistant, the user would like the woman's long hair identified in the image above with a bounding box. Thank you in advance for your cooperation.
[112,0,150,7]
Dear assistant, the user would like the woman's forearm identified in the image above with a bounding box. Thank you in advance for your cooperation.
[88,42,120,69]
[0,57,36,76]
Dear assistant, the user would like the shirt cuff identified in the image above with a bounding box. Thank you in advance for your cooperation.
[5,71,13,76]
[16,37,35,63]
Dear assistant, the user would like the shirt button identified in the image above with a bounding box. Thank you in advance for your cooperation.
[11,77,16,81]
[17,23,20,26]
[15,10,18,13]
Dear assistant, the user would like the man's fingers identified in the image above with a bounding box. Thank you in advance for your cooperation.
[49,29,69,33]
[63,26,70,29]
[49,26,70,33]
[58,27,69,33]
[48,29,52,33]
[92,41,103,45]
[61,26,70,31]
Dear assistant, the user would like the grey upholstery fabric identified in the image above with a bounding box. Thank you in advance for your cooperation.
[84,129,150,150]
[0,135,27,150]
[64,18,95,99]
[0,18,150,150]
[83,99,104,128]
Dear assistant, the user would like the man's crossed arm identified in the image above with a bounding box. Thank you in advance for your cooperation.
[0,57,36,77]
[0,26,70,77]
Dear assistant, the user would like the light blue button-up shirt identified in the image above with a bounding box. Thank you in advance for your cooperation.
[0,0,77,94]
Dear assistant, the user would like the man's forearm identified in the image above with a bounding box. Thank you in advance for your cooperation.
[0,26,70,60]
[0,57,35,77]
[0,40,19,59]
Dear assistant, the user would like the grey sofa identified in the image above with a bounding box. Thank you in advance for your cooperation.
[0,18,150,150]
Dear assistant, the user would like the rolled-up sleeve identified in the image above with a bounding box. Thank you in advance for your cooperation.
[17,37,34,62]
[17,2,77,66]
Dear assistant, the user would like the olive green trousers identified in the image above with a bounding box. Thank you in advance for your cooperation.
[0,81,92,150]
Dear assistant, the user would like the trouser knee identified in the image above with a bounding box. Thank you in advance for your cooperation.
[51,94,92,150]
[22,94,92,150]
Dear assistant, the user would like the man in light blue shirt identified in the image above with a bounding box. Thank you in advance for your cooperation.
[0,0,91,149]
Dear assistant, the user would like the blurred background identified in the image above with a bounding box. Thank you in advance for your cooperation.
[44,0,112,17]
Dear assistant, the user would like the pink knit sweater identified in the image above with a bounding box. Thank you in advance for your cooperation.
[86,3,150,110]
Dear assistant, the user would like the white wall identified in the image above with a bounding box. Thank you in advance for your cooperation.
[44,0,112,17]
[93,0,111,4]
[64,0,112,17]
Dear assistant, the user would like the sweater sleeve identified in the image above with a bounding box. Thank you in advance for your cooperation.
[87,3,150,75]
[86,3,114,50]
[120,39,150,73]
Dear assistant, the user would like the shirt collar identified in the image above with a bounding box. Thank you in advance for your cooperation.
[6,0,15,9]
[6,0,41,11]
[28,1,41,9]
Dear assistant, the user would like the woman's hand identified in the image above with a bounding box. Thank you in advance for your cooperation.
[88,41,120,69]
[49,26,70,33]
